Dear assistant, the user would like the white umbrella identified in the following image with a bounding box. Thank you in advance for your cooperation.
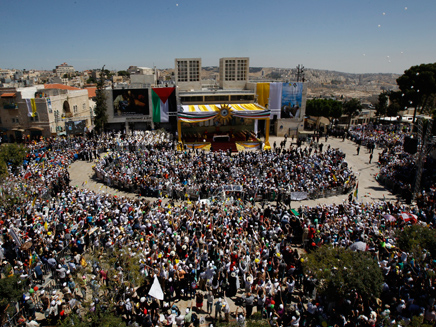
[349,241,367,251]
[383,214,396,222]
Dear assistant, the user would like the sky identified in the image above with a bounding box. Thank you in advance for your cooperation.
[1,0,435,74]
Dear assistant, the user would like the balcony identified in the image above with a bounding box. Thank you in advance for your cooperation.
[3,103,18,109]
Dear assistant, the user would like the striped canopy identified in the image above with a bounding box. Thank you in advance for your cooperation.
[178,103,270,123]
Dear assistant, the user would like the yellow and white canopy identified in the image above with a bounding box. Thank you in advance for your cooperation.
[178,103,270,123]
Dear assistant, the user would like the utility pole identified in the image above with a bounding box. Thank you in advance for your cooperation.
[413,118,434,200]
[296,64,305,82]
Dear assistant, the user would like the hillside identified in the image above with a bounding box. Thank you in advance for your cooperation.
[163,66,400,102]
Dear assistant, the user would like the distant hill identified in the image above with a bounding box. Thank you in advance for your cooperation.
[162,66,400,102]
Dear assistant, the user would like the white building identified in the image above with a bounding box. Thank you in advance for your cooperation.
[54,63,75,77]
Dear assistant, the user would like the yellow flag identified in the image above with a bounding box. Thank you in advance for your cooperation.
[332,174,337,182]
[30,98,37,117]
[32,197,37,207]
[44,222,48,230]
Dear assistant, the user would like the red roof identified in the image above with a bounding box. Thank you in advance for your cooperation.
[85,87,96,98]
[44,84,96,98]
[1,93,16,98]
[44,84,80,91]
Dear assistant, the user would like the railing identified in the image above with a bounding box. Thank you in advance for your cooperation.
[3,103,17,109]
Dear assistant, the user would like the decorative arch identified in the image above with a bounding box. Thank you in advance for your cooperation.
[63,100,71,113]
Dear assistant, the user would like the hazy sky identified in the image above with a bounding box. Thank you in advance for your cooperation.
[1,0,435,74]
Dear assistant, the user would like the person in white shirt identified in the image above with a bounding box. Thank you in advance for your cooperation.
[236,307,246,327]
[175,311,185,327]
[223,297,230,322]
[206,290,214,315]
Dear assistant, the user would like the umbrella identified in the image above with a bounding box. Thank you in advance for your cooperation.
[349,241,367,251]
[20,241,33,251]
[383,214,396,222]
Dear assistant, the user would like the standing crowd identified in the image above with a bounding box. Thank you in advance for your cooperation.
[0,129,435,327]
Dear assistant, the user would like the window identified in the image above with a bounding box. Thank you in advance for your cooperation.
[177,61,188,82]
[73,105,78,113]
[30,113,39,122]
[83,103,86,111]
[225,60,236,81]
[189,61,200,81]
[12,118,19,123]
[237,60,247,81]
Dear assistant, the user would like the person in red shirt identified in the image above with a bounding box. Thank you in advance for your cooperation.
[100,269,108,286]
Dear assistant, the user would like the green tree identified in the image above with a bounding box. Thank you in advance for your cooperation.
[386,91,405,118]
[375,92,388,118]
[86,77,97,84]
[117,70,130,77]
[343,98,363,127]
[58,308,127,327]
[0,275,27,318]
[396,224,436,259]
[306,98,343,128]
[104,69,114,79]
[303,246,383,302]
[93,66,108,133]
[397,63,436,123]
[0,143,28,178]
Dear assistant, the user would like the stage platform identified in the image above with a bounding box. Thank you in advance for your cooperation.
[182,129,261,152]
[210,141,238,153]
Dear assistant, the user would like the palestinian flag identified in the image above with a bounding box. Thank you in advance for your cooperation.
[354,182,359,200]
[152,87,176,123]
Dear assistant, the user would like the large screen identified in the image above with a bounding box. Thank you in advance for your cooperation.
[66,120,87,135]
[113,89,149,116]
[281,82,303,119]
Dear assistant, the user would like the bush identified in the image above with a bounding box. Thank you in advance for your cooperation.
[396,224,436,258]
[0,143,28,178]
[303,246,383,302]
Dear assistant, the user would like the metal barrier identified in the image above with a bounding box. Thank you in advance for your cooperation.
[3,306,26,327]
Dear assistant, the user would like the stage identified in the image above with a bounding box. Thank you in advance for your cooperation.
[182,128,260,152]
[177,103,272,151]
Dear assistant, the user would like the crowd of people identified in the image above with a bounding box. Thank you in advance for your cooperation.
[0,129,435,327]
[92,132,356,202]
[348,124,409,150]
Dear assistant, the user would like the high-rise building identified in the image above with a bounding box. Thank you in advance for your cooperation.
[219,57,249,89]
[174,58,201,91]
